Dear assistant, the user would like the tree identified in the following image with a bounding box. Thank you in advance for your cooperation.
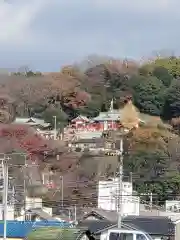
[107,72,133,100]
[0,124,56,160]
[120,99,140,130]
[78,100,102,117]
[0,69,90,119]
[43,107,68,129]
[84,63,136,116]
[132,76,165,116]
[27,184,48,197]
[154,57,180,78]
[167,174,180,199]
[152,66,173,87]
[163,79,180,120]
[138,64,152,77]
[0,95,16,123]
[171,118,180,134]
[139,57,180,79]
[124,150,170,202]
[123,125,175,203]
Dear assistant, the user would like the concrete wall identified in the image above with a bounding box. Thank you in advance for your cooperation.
[175,222,180,240]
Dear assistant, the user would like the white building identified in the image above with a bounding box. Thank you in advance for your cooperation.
[17,197,53,221]
[0,204,14,220]
[165,200,180,213]
[98,178,139,216]
[25,197,43,210]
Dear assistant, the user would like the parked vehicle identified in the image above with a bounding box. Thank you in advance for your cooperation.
[100,229,153,240]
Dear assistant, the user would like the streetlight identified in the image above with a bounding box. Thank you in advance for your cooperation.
[53,116,57,140]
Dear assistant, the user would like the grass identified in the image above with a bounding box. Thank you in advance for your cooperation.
[27,227,80,240]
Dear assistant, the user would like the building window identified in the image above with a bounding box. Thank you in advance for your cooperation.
[25,213,32,221]
[120,233,133,240]
[109,233,133,240]
[136,234,147,240]
[109,232,119,240]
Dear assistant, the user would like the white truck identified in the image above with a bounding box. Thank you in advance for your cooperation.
[100,229,153,240]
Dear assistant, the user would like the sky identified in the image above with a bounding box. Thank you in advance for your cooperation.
[0,0,180,71]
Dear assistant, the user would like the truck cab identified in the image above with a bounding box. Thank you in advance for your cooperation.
[101,229,153,240]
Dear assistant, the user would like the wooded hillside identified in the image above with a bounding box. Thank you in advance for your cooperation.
[1,56,180,206]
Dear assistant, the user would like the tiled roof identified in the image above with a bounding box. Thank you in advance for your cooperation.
[77,220,116,233]
[82,210,175,236]
[92,108,140,122]
[13,117,50,126]
[14,117,32,124]
[72,115,89,122]
[76,131,103,139]
[26,208,55,221]
[123,216,175,236]
[83,209,118,222]
[93,111,120,121]
[77,219,140,234]
[73,138,105,144]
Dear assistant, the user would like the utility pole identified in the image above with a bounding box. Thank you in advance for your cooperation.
[74,205,77,223]
[130,172,132,183]
[117,138,123,228]
[68,208,71,221]
[150,192,153,211]
[53,116,57,140]
[23,179,26,220]
[2,156,10,240]
[61,176,64,208]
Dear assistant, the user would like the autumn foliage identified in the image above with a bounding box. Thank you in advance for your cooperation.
[120,99,140,130]
[0,124,53,161]
[1,56,180,205]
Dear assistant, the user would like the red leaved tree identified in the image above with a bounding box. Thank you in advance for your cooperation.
[0,124,54,162]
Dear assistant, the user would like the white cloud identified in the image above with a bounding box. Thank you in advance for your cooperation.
[0,0,179,70]
[84,0,173,14]
[0,0,49,45]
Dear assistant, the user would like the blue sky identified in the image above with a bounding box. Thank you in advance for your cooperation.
[0,0,180,71]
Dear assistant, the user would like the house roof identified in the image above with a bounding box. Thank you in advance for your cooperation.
[73,138,105,144]
[83,209,118,222]
[77,220,117,233]
[76,131,103,139]
[72,116,89,123]
[92,111,120,122]
[123,216,175,236]
[82,210,175,236]
[26,208,55,221]
[54,208,86,222]
[77,219,147,235]
[13,117,50,127]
